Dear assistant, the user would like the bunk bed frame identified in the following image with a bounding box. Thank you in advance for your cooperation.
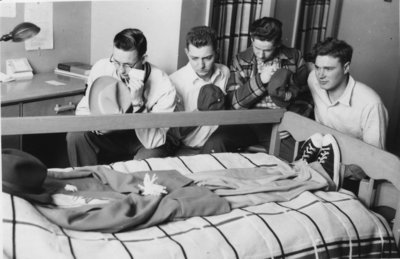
[2,109,400,248]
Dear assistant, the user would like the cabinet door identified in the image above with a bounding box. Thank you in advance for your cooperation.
[22,94,83,116]
[22,94,83,168]
[1,104,21,149]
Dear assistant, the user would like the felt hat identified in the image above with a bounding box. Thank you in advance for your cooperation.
[197,83,226,111]
[89,76,132,115]
[269,68,292,108]
[170,84,226,141]
[2,148,52,204]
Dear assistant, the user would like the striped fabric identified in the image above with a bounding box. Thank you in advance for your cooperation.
[3,153,398,259]
[296,0,331,60]
[211,0,265,66]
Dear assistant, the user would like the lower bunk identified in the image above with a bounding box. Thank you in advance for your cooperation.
[2,110,400,258]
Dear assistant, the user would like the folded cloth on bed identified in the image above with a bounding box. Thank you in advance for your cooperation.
[190,160,332,208]
[34,167,230,233]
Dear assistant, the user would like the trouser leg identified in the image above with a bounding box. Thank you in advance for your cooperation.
[134,132,179,160]
[66,130,138,167]
[66,131,99,167]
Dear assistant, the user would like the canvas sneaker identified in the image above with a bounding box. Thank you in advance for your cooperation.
[295,133,323,163]
[317,134,341,190]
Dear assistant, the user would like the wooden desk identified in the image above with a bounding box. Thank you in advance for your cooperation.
[1,72,86,167]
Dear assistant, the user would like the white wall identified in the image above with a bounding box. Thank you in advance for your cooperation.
[177,0,211,68]
[90,0,182,74]
[337,0,399,151]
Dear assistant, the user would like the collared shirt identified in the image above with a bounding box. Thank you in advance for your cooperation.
[170,62,230,147]
[308,72,388,149]
[75,58,176,149]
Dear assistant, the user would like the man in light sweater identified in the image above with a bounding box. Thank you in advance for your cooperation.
[67,28,177,166]
[308,38,388,149]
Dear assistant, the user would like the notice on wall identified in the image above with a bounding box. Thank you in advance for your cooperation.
[0,2,16,18]
[24,2,54,50]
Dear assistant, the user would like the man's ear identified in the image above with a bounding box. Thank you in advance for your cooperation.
[185,48,189,57]
[140,54,147,64]
[344,61,350,74]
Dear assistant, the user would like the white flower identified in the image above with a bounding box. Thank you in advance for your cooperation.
[138,173,168,196]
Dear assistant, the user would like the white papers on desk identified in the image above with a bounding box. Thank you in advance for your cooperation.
[24,2,53,50]
[46,80,66,86]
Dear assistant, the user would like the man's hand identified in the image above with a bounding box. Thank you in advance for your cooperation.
[127,77,144,106]
[259,65,278,84]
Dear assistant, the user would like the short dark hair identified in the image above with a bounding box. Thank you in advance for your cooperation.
[250,17,282,46]
[113,28,147,57]
[311,38,353,65]
[186,26,218,51]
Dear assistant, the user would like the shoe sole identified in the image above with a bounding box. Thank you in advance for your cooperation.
[324,134,341,190]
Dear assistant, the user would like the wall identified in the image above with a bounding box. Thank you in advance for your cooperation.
[274,0,300,47]
[1,0,215,75]
[177,0,211,69]
[0,2,91,73]
[90,0,182,75]
[337,0,399,151]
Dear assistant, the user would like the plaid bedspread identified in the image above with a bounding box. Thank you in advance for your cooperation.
[3,153,398,259]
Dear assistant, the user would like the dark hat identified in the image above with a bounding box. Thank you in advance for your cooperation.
[89,76,132,115]
[197,83,226,111]
[2,148,52,204]
[269,68,292,108]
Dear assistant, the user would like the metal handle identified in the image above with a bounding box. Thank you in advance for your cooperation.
[54,102,75,114]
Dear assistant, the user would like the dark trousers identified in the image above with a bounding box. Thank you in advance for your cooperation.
[66,130,177,167]
[200,124,295,161]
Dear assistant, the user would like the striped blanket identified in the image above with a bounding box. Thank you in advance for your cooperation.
[3,153,398,259]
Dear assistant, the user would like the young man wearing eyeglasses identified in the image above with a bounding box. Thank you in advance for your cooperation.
[67,28,177,167]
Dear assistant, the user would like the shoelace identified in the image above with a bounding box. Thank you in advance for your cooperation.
[317,147,330,164]
[302,144,317,159]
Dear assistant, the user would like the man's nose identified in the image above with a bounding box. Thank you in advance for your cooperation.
[317,69,325,78]
[118,65,127,74]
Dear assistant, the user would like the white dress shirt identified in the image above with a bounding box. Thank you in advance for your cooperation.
[308,72,388,149]
[76,58,176,149]
[170,63,230,147]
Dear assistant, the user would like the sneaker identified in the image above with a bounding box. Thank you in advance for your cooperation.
[295,133,323,163]
[317,134,341,190]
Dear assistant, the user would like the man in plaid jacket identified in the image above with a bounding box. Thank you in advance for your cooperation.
[227,17,311,112]
[203,17,312,159]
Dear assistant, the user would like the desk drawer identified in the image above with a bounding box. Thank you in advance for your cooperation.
[23,95,83,116]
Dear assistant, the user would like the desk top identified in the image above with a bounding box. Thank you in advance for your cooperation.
[1,72,86,105]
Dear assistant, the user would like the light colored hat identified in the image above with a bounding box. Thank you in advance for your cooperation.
[89,76,132,115]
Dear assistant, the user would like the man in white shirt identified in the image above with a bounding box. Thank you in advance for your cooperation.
[308,38,388,149]
[169,26,230,153]
[67,28,177,166]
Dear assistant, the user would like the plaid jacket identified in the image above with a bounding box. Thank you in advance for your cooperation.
[226,46,313,117]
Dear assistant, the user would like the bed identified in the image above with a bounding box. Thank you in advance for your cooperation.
[2,110,400,258]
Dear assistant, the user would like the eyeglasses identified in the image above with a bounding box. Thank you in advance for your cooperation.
[109,54,140,70]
